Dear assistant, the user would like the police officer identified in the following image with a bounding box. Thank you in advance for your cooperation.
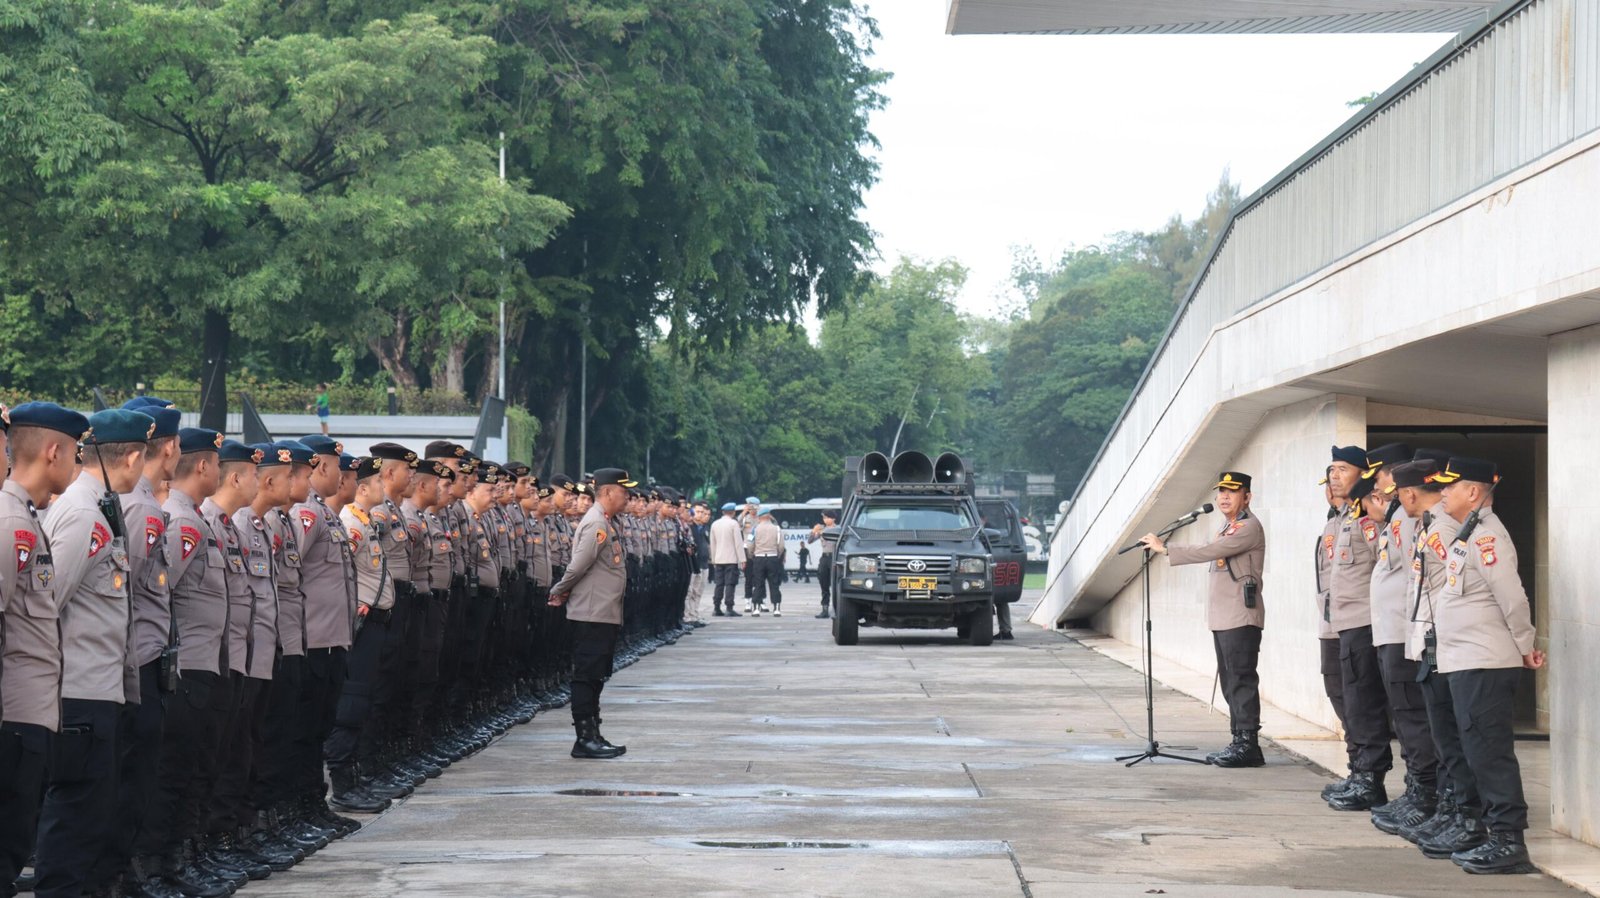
[815,510,836,620]
[708,503,743,617]
[401,456,448,770]
[749,506,784,616]
[0,404,85,896]
[32,409,152,898]
[1363,445,1440,831]
[327,455,401,813]
[99,401,180,893]
[1422,457,1542,874]
[738,496,760,611]
[550,468,636,759]
[1140,472,1266,767]
[1325,445,1394,810]
[364,443,431,785]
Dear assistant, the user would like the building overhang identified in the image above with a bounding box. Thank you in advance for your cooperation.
[945,1,1497,35]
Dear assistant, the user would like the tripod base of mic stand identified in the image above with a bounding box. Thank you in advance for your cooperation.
[1115,741,1211,768]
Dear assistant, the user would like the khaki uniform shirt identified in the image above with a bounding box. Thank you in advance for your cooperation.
[203,499,251,676]
[294,490,355,650]
[371,498,412,589]
[1,480,63,729]
[122,477,171,701]
[1369,506,1415,647]
[1315,514,1339,639]
[425,507,453,591]
[467,509,500,589]
[752,520,784,557]
[709,515,743,565]
[164,488,228,675]
[1328,504,1379,633]
[47,472,131,704]
[267,508,307,656]
[1165,512,1265,631]
[232,507,278,680]
[1405,503,1459,661]
[1435,510,1535,673]
[530,514,553,588]
[551,505,626,625]
[341,504,394,611]
[402,500,432,592]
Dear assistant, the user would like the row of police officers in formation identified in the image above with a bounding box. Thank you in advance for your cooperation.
[1141,445,1544,876]
[0,398,698,898]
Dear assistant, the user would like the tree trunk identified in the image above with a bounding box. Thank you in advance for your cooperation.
[199,308,230,431]
[368,311,419,391]
[437,340,467,397]
[542,378,570,477]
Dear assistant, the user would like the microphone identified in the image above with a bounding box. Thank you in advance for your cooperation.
[1117,504,1214,555]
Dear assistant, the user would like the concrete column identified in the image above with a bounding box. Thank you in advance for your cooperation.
[1547,324,1600,847]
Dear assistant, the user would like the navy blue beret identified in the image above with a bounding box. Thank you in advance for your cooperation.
[8,402,91,440]
[1330,445,1368,469]
[122,396,176,411]
[218,439,262,465]
[300,434,344,457]
[144,406,181,439]
[270,440,315,466]
[338,452,359,472]
[251,442,288,467]
[178,427,223,455]
[85,409,157,444]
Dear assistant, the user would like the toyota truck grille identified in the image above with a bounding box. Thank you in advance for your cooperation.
[881,556,952,575]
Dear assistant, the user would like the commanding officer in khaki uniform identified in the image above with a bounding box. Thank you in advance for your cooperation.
[1421,457,1543,874]
[0,403,86,895]
[1326,445,1393,811]
[33,408,152,898]
[549,468,635,760]
[1141,472,1266,768]
[749,507,784,616]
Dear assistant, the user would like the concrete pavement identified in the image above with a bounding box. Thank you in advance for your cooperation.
[256,584,1579,897]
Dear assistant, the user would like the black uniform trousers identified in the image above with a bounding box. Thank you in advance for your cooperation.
[817,553,833,608]
[325,613,388,772]
[1375,643,1437,788]
[1421,667,1479,812]
[751,556,783,607]
[33,698,120,898]
[0,722,51,896]
[1337,625,1393,773]
[710,564,739,611]
[140,668,220,859]
[95,661,165,884]
[409,590,449,740]
[1449,667,1528,832]
[1212,625,1262,733]
[1319,637,1355,770]
[208,672,255,835]
[570,620,619,721]
[257,653,306,813]
[301,648,345,799]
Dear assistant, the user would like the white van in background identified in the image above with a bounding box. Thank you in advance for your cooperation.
[763,499,842,573]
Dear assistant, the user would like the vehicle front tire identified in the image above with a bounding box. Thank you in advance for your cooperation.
[834,595,859,646]
[967,603,994,646]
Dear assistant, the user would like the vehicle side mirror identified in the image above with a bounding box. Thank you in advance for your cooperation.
[983,527,1007,542]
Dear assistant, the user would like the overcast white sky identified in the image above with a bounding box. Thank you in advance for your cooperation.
[857,5,1452,315]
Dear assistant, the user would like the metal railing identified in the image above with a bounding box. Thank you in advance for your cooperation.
[1066,0,1592,515]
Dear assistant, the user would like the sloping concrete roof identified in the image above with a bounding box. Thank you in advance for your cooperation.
[945,0,1497,34]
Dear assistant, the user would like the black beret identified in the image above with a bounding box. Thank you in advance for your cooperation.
[369,442,418,466]
[1331,445,1368,469]
[424,440,468,460]
[353,456,382,480]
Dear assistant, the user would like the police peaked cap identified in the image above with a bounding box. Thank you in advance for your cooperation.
[592,468,638,489]
[1214,472,1251,491]
[177,427,224,455]
[85,409,157,445]
[1413,448,1452,467]
[1365,442,1412,472]
[1389,460,1438,490]
[7,402,90,440]
[1431,457,1499,486]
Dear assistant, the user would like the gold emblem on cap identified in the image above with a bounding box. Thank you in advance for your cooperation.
[277,448,292,463]
[82,427,94,442]
[146,423,157,440]
[0,405,9,426]
[454,446,467,458]
[334,441,344,454]
[251,449,264,464]
[213,433,224,449]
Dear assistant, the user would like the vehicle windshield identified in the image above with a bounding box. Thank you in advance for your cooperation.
[852,504,976,532]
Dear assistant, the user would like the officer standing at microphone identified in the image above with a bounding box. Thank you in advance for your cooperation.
[1140,472,1266,768]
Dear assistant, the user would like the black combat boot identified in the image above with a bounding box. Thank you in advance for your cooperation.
[1374,781,1436,834]
[328,765,391,814]
[1453,830,1536,874]
[1321,772,1354,801]
[1327,771,1387,811]
[1420,811,1487,859]
[1211,730,1265,768]
[1399,788,1458,844]
[1205,731,1242,764]
[593,717,627,755]
[571,717,625,759]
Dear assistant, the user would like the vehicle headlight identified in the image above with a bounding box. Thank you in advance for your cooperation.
[957,557,987,574]
[847,556,878,573]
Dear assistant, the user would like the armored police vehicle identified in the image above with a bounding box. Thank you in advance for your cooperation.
[824,451,999,646]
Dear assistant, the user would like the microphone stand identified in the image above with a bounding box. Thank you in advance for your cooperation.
[1115,514,1210,768]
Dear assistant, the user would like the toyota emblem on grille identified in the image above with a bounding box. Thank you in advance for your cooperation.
[907,559,927,573]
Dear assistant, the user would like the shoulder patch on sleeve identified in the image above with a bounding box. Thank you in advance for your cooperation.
[1476,534,1498,567]
[89,521,112,558]
[1427,531,1447,561]
[16,529,36,571]
[1360,519,1378,542]
[146,515,164,549]
[180,525,201,560]
[299,510,317,535]
[595,529,608,545]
